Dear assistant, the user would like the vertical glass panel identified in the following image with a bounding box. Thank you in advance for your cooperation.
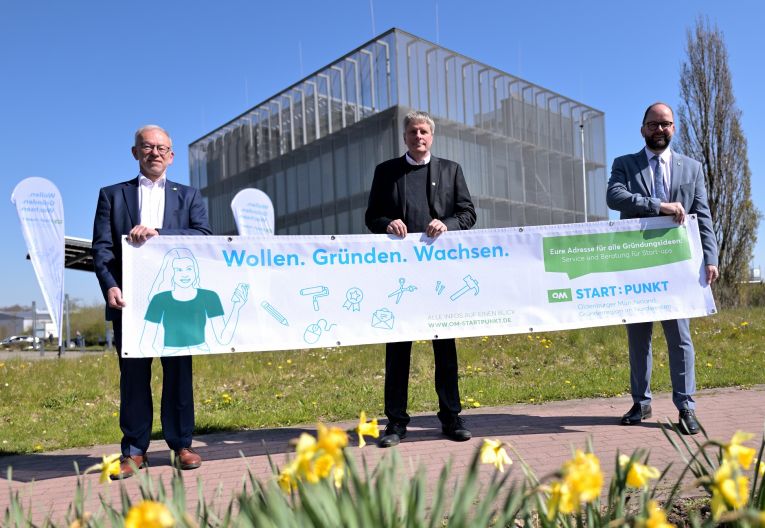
[286,167,297,213]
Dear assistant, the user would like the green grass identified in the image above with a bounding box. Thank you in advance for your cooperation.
[0,307,760,455]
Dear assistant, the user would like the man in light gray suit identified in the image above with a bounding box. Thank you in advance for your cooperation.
[607,102,719,435]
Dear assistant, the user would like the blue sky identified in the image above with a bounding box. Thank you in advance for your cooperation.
[2,0,762,309]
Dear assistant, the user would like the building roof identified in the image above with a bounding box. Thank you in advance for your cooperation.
[25,236,94,273]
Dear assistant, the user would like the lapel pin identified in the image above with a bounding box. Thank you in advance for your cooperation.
[172,187,178,191]
[431,182,436,186]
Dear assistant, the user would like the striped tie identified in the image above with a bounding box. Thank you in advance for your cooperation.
[653,156,667,201]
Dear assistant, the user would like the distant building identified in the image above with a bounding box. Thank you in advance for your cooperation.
[190,28,607,235]
[749,266,762,283]
[0,313,23,339]
[0,309,54,337]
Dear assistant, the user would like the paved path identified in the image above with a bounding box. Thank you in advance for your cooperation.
[2,386,763,525]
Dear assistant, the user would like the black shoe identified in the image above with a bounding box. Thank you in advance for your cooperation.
[378,423,407,448]
[679,409,700,435]
[442,416,472,442]
[620,403,652,425]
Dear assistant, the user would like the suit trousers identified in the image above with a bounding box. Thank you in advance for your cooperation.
[114,317,195,455]
[626,318,696,411]
[384,338,462,426]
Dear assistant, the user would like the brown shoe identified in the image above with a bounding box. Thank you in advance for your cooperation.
[174,447,202,470]
[110,454,148,480]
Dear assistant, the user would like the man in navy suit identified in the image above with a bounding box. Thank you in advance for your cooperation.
[92,125,212,478]
[607,102,719,435]
[366,111,476,447]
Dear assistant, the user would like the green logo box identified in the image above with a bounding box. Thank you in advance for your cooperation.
[548,288,573,303]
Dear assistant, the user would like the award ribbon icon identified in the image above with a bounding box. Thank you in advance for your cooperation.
[343,287,364,311]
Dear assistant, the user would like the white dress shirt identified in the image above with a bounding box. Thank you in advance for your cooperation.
[138,174,165,229]
[405,152,431,165]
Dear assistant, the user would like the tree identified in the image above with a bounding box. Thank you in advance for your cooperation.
[676,17,760,306]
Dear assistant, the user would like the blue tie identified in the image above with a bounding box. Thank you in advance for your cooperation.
[653,156,667,201]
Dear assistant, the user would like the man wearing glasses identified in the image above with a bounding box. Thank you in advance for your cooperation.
[607,102,719,435]
[92,125,212,478]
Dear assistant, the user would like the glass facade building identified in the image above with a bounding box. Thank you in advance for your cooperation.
[189,28,607,235]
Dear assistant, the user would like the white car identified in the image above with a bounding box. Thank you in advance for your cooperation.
[1,335,41,346]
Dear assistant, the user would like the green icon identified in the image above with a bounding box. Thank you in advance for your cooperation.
[547,289,572,303]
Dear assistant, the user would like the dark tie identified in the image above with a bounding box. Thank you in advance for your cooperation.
[653,156,667,201]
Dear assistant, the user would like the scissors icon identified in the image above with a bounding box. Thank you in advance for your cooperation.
[388,278,417,304]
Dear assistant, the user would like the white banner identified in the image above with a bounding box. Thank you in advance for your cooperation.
[230,188,275,235]
[10,177,65,345]
[121,216,716,358]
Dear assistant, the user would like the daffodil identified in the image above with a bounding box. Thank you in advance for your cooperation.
[293,432,318,477]
[643,500,675,528]
[317,423,348,460]
[546,450,602,518]
[124,500,175,528]
[723,431,756,469]
[333,463,345,489]
[710,459,749,519]
[546,481,575,519]
[618,454,661,488]
[355,411,379,448]
[480,439,513,473]
[68,512,92,528]
[563,449,603,504]
[84,453,121,483]
[277,462,298,493]
[311,453,335,481]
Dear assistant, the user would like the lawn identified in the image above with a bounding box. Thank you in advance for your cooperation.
[0,307,759,454]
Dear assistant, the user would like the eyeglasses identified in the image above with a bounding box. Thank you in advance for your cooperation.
[644,121,673,131]
[139,144,172,156]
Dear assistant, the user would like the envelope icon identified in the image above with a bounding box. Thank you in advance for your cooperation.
[371,308,395,330]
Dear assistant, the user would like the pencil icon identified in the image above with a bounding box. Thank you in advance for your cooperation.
[261,300,289,326]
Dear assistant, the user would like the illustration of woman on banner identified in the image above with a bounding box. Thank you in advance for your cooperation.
[139,248,248,356]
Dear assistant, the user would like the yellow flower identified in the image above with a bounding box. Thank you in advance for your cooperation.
[546,450,603,518]
[294,432,318,474]
[710,459,749,519]
[279,423,350,493]
[480,439,512,473]
[124,500,175,528]
[317,423,348,459]
[756,459,765,477]
[354,411,379,448]
[84,453,121,484]
[563,449,603,504]
[333,463,345,489]
[313,453,334,480]
[618,454,661,488]
[723,431,756,469]
[643,500,675,528]
[546,481,575,519]
[740,321,749,327]
[277,464,297,493]
[68,512,92,528]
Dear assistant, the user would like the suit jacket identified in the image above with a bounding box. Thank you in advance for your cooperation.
[365,155,476,234]
[606,149,718,266]
[92,177,212,320]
